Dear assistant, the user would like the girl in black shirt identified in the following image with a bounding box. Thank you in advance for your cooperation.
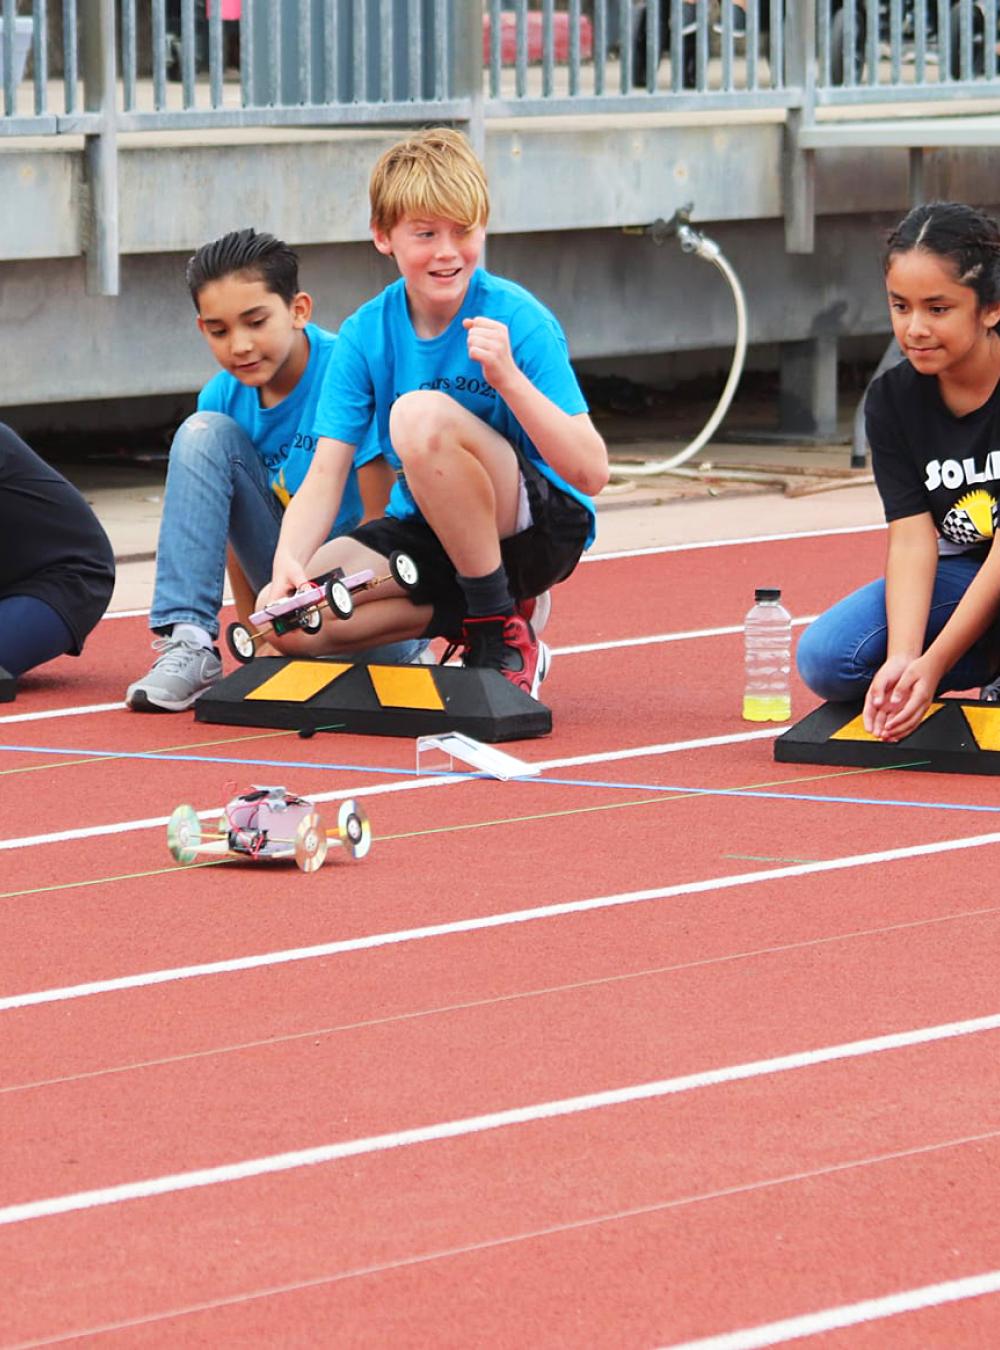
[0,423,115,687]
[798,201,1000,741]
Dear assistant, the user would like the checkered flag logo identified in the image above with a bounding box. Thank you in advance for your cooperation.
[941,490,998,547]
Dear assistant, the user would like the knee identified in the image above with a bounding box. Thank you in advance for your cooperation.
[795,620,870,703]
[389,390,458,466]
[795,624,830,698]
[169,412,245,471]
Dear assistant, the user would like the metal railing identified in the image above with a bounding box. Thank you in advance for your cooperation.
[0,0,472,131]
[3,1,1000,289]
[5,2,999,128]
[817,0,999,104]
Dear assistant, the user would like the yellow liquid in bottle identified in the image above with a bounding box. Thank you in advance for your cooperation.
[742,693,791,723]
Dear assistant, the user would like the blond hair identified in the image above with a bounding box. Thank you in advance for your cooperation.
[369,127,490,235]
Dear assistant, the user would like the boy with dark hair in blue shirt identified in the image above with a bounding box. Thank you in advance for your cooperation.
[266,128,609,697]
[126,228,422,712]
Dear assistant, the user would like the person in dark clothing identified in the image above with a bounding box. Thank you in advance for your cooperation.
[0,423,115,687]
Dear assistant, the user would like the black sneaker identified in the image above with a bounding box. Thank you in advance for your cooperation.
[460,613,550,699]
[980,673,1000,702]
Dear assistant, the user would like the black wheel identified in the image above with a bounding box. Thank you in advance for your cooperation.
[950,2,987,79]
[226,622,256,664]
[830,5,868,84]
[298,606,323,634]
[389,551,420,592]
[326,577,354,620]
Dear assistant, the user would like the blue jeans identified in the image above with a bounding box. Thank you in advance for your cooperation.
[796,554,999,702]
[151,412,426,662]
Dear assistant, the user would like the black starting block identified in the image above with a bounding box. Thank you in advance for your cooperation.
[194,658,551,743]
[774,697,1000,776]
[0,665,15,702]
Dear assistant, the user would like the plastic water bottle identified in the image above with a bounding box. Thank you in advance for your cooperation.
[742,587,792,722]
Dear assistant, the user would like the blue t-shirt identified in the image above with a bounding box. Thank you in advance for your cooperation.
[198,322,364,533]
[313,269,596,545]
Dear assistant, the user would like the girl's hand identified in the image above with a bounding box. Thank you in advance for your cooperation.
[463,316,517,391]
[878,652,943,742]
[863,654,910,739]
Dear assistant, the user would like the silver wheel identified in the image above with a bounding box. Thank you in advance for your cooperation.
[167,804,202,864]
[299,606,323,634]
[337,798,372,860]
[294,811,329,873]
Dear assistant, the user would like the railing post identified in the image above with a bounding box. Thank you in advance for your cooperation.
[783,0,816,254]
[452,0,485,160]
[80,0,119,296]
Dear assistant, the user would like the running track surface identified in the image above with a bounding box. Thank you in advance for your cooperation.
[4,527,1000,1348]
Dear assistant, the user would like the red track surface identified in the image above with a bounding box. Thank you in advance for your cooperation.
[4,528,1000,1347]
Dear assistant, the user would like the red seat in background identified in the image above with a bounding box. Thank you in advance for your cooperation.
[484,10,594,64]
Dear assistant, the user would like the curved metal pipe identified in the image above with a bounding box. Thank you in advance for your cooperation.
[615,221,748,476]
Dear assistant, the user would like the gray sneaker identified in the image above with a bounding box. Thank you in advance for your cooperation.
[125,637,223,712]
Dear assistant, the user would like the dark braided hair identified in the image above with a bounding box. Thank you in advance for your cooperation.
[185,228,300,308]
[884,202,1000,310]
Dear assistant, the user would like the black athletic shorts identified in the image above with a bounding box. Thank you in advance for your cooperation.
[349,451,592,638]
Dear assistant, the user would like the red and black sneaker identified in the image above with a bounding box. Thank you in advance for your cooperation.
[515,589,552,635]
[459,613,550,698]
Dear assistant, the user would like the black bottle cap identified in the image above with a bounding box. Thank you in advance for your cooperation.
[754,588,781,602]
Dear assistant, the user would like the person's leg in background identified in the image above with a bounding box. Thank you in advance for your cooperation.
[348,452,432,665]
[0,595,75,679]
[127,411,281,711]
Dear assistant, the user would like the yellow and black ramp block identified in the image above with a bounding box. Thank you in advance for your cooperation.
[774,698,1000,776]
[194,658,552,743]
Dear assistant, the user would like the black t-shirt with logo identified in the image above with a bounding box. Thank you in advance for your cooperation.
[867,357,1000,558]
[0,422,115,652]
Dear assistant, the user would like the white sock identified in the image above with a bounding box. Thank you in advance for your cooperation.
[171,622,214,650]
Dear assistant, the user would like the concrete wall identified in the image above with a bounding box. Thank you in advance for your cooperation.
[3,115,1000,419]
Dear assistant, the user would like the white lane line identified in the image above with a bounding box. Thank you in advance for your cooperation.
[4,826,1000,1011]
[6,1130,997,1346]
[0,622,770,728]
[0,702,122,726]
[6,521,883,727]
[583,524,883,562]
[666,1271,1000,1349]
[535,728,781,769]
[0,627,747,728]
[0,728,782,853]
[10,899,1000,1098]
[2,1010,998,1229]
[558,617,814,655]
